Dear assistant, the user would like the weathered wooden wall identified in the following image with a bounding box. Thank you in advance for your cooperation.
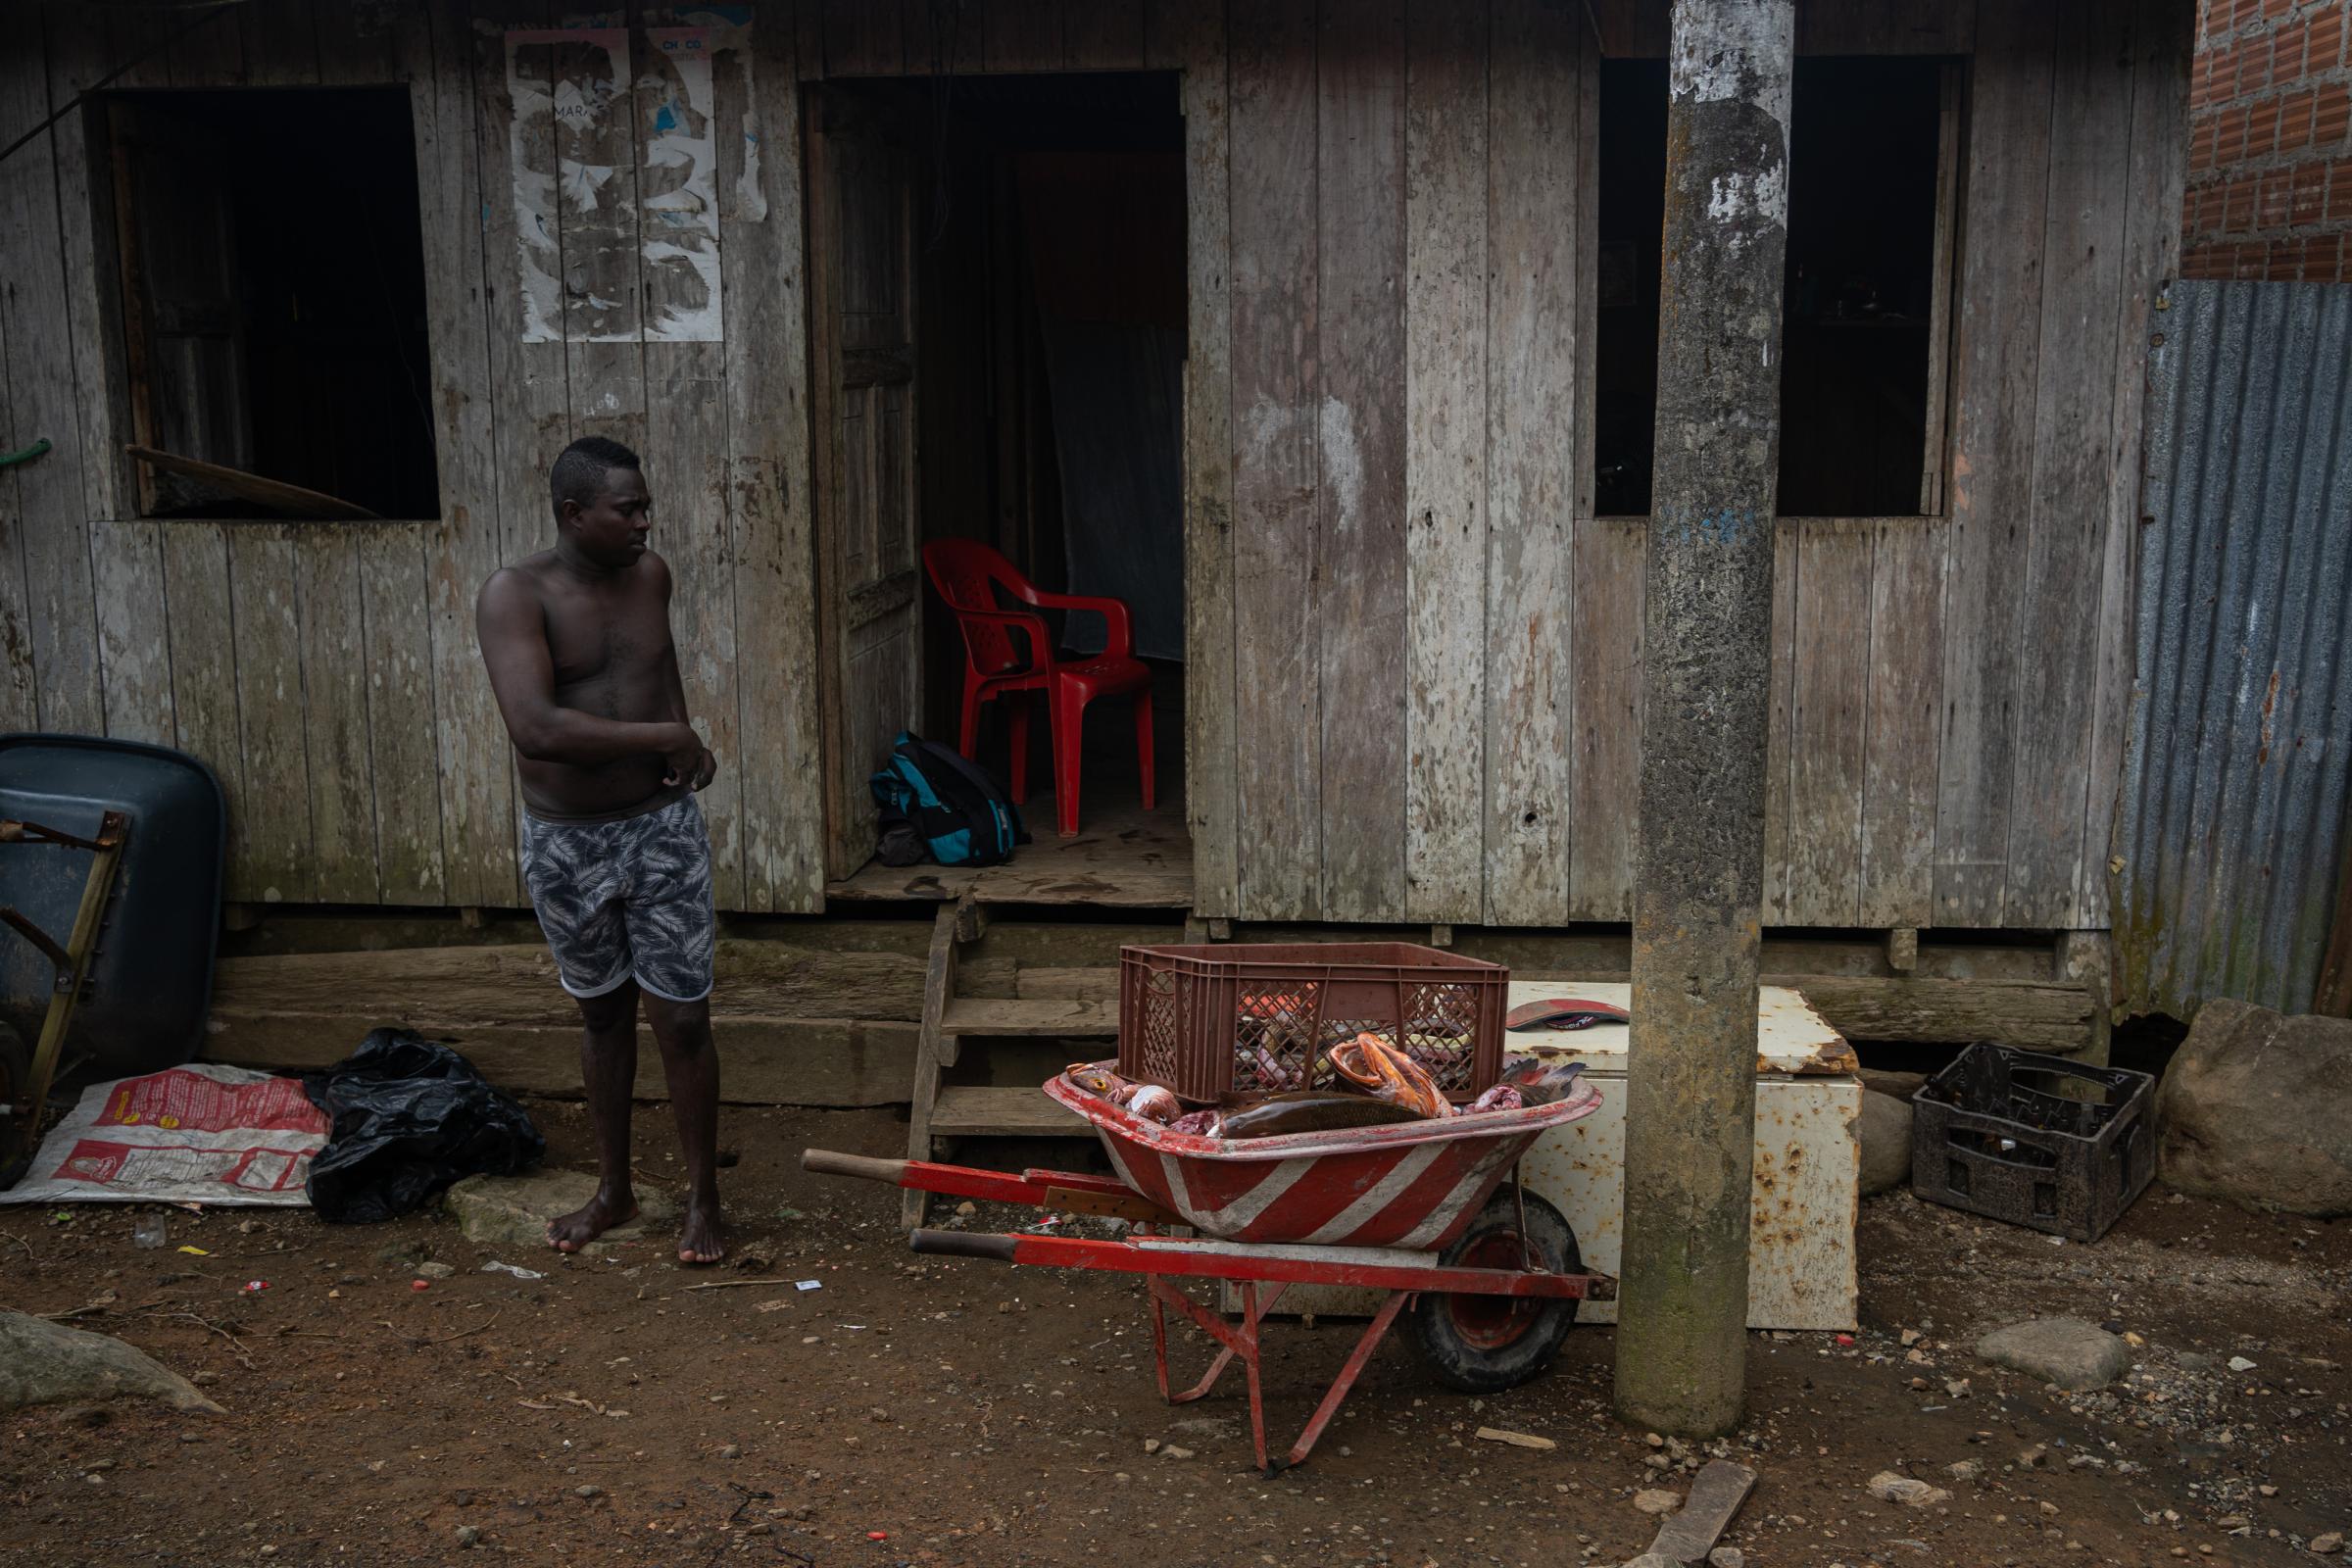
[1149,0,2185,931]
[0,0,2190,932]
[0,0,825,911]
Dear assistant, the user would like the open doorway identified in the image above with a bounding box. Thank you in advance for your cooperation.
[808,73,1192,904]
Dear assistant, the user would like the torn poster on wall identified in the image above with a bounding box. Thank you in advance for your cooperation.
[499,12,756,345]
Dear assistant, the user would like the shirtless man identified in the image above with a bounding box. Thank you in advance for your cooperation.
[476,435,725,1264]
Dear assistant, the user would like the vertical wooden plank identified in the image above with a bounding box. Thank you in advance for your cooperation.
[9,16,106,735]
[476,4,573,607]
[2005,0,2135,930]
[1573,10,1598,524]
[480,3,571,902]
[89,522,175,745]
[1482,0,1581,927]
[1315,0,1407,922]
[103,2,179,89]
[1760,518,1799,923]
[357,527,449,905]
[40,7,128,530]
[239,0,323,86]
[73,3,180,754]
[640,4,744,909]
[229,528,314,905]
[1796,0,1976,54]
[1919,61,1962,515]
[170,0,251,84]
[1064,0,1146,69]
[1402,0,1487,925]
[1859,516,1946,927]
[1786,517,1873,926]
[412,0,517,907]
[315,0,408,83]
[552,19,646,455]
[823,0,904,76]
[721,4,827,913]
[1936,0,2057,926]
[1566,520,1643,920]
[985,0,1064,72]
[904,0,984,74]
[296,531,381,903]
[161,527,249,884]
[0,302,41,731]
[1154,1,1239,919]
[1227,0,1320,921]
[2079,0,2190,929]
[796,0,828,79]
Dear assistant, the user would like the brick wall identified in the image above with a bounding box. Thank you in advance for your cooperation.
[2183,0,2352,281]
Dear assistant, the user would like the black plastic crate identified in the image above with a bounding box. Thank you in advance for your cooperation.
[1910,1044,2155,1242]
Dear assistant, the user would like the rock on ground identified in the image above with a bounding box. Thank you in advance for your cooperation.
[1867,1471,1951,1507]
[1975,1317,2132,1392]
[1708,1550,1745,1568]
[2156,1000,2352,1217]
[1633,1489,1682,1516]
[0,1311,224,1415]
[444,1169,676,1256]
[1859,1090,1914,1197]
[1857,1067,1928,1101]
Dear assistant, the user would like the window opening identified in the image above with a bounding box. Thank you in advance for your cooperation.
[104,88,440,520]
[1594,56,1952,518]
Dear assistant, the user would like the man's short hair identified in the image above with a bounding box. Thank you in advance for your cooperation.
[550,436,643,521]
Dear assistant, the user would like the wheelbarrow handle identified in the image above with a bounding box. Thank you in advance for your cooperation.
[909,1229,1018,1263]
[800,1149,907,1186]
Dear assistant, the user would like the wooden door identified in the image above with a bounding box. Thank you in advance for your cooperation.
[107,100,252,514]
[808,88,923,880]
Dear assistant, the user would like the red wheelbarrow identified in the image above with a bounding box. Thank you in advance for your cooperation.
[801,1066,1614,1473]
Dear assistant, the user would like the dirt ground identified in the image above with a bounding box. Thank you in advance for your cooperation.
[3,1101,2347,1568]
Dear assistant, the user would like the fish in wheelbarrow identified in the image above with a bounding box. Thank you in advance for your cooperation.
[1498,1055,1589,1106]
[1064,1064,1185,1124]
[1217,1091,1426,1140]
[1326,1033,1453,1119]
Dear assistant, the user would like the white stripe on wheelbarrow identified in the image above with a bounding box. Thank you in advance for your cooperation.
[1169,1153,1322,1234]
[1298,1141,1447,1245]
[1096,1139,1308,1238]
[1389,1140,1523,1250]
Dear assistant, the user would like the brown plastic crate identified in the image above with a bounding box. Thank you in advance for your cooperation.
[1116,942,1509,1104]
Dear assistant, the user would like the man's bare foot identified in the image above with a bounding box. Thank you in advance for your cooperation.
[547,1189,638,1252]
[677,1199,724,1265]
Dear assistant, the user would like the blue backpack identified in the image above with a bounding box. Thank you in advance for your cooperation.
[869,732,1028,867]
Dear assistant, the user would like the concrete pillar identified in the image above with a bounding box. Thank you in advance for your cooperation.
[1614,0,1796,1440]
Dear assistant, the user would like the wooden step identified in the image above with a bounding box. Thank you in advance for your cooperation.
[929,1085,1091,1138]
[940,998,1118,1036]
[1014,965,1120,1002]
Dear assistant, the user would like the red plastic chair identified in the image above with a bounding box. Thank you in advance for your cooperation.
[921,539,1153,838]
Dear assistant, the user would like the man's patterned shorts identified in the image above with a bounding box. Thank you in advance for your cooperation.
[520,794,716,1004]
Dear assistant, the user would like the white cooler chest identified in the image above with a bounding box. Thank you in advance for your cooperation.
[1509,982,1860,1332]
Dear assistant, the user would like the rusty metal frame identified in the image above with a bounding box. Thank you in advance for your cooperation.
[808,1145,1616,1476]
[1,811,130,1158]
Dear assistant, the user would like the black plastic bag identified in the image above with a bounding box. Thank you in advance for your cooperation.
[301,1029,545,1223]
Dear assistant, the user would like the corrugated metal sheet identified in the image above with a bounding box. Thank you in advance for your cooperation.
[2115,280,2352,1018]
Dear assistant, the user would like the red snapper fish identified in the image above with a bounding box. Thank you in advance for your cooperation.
[1064,1063,1184,1124]
[1326,1033,1453,1119]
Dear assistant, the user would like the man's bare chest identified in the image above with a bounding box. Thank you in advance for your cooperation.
[543,595,671,692]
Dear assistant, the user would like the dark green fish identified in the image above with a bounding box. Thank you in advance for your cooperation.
[1218,1092,1426,1140]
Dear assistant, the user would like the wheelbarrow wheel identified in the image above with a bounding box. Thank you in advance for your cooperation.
[0,1022,33,1191]
[1410,1185,1581,1395]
